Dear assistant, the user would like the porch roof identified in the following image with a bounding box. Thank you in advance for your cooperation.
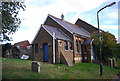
[83,39,94,44]
[42,25,72,41]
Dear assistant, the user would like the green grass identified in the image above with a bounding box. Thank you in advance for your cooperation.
[2,58,119,79]
[116,59,120,70]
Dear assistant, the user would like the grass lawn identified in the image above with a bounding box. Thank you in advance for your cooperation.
[2,58,120,79]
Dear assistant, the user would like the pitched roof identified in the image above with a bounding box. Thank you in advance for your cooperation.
[75,18,98,34]
[42,25,72,41]
[14,40,30,48]
[83,39,94,44]
[48,14,90,37]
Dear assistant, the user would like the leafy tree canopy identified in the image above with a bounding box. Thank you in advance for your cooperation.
[91,31,117,47]
[91,31,118,62]
[0,0,26,41]
[2,43,20,58]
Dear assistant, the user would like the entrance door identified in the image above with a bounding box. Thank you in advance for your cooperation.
[43,43,48,62]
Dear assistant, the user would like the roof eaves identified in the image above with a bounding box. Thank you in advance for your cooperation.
[32,25,57,44]
[74,33,90,38]
[56,38,72,42]
[84,38,94,44]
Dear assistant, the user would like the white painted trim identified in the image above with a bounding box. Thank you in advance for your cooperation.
[91,38,94,60]
[53,33,55,64]
[42,26,54,38]
[65,49,69,51]
[70,50,73,52]
[90,38,94,44]
[81,40,84,44]
[31,24,56,44]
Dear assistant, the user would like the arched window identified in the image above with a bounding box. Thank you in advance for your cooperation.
[79,41,82,54]
[35,44,38,53]
[76,40,79,53]
[70,42,73,50]
[64,41,68,50]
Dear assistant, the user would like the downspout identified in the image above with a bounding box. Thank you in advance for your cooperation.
[53,33,55,64]
[73,33,76,63]
[91,38,94,61]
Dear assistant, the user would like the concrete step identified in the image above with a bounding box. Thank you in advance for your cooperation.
[60,51,73,66]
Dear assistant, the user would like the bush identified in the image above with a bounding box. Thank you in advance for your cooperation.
[2,43,20,58]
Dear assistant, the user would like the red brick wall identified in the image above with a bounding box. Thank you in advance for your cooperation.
[32,27,53,63]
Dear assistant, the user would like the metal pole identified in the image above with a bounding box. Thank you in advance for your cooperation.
[97,2,116,76]
[97,12,103,76]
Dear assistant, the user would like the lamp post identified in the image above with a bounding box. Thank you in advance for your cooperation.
[97,2,116,76]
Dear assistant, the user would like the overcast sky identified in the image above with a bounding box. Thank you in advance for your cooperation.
[10,0,119,44]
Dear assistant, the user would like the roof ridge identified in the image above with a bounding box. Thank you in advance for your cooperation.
[48,14,73,34]
[14,40,28,45]
[48,14,80,28]
[77,18,98,29]
[48,14,90,35]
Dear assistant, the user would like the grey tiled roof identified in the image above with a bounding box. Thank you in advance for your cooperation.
[75,18,98,34]
[83,39,93,44]
[49,15,90,37]
[42,25,72,41]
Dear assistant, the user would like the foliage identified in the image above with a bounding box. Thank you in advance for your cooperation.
[1,1,26,41]
[116,59,120,70]
[91,31,118,62]
[109,44,120,59]
[2,58,119,79]
[2,43,12,57]
[2,43,20,58]
[91,31,117,46]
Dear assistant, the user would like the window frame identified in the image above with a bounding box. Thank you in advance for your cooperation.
[70,42,73,51]
[76,40,79,53]
[35,44,38,53]
[64,41,68,51]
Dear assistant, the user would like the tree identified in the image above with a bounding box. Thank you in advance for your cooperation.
[109,44,120,59]
[2,43,12,57]
[12,45,20,58]
[1,1,26,41]
[2,43,20,58]
[91,31,117,62]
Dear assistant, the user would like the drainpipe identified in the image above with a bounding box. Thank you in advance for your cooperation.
[91,39,94,61]
[53,33,55,64]
[73,33,76,63]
